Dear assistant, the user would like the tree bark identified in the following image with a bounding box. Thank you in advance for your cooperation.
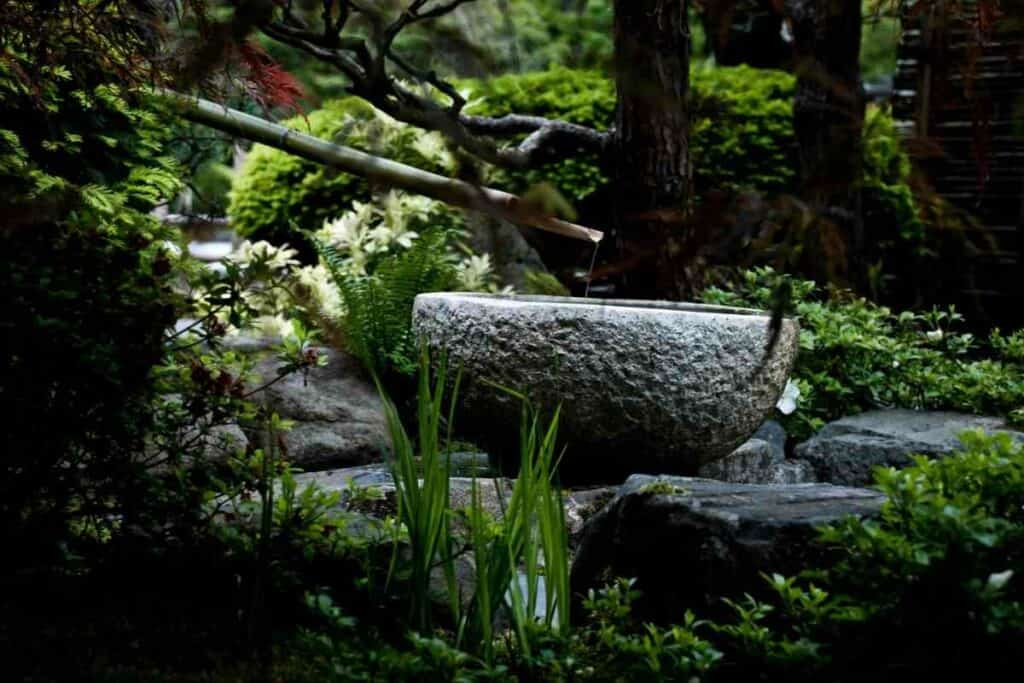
[787,0,865,285]
[611,0,691,297]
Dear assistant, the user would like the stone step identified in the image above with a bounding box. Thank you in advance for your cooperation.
[793,409,1024,487]
[570,475,886,621]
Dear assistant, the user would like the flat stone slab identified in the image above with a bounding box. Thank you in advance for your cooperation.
[294,466,615,538]
[570,474,885,620]
[794,409,1024,486]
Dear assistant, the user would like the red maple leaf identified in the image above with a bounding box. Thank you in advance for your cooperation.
[237,40,305,116]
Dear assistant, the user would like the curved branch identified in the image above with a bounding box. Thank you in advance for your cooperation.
[259,6,610,170]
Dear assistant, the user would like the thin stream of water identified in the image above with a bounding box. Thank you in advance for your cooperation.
[584,241,600,298]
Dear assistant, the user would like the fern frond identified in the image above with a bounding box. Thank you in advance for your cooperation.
[312,229,457,376]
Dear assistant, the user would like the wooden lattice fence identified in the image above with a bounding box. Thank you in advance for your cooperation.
[893,0,1024,329]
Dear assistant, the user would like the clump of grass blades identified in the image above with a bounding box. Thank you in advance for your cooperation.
[378,348,461,633]
[459,391,570,664]
[378,350,570,663]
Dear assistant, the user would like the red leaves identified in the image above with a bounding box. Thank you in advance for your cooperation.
[237,41,305,116]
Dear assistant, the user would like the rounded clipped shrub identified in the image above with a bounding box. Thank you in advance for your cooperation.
[228,98,458,246]
[463,66,614,202]
[689,64,797,195]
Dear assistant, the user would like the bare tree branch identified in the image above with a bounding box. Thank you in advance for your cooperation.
[257,1,609,169]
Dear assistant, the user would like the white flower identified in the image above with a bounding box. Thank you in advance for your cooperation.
[411,131,456,170]
[229,240,299,271]
[456,253,495,291]
[988,569,1014,590]
[320,202,374,251]
[776,379,800,415]
[160,240,182,258]
[926,329,944,342]
[251,314,293,339]
[297,265,344,319]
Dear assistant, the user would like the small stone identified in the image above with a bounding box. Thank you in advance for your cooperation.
[447,451,497,477]
[698,430,814,485]
[187,240,233,262]
[752,419,787,458]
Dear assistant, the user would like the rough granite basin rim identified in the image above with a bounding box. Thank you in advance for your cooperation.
[418,292,788,319]
[412,292,800,482]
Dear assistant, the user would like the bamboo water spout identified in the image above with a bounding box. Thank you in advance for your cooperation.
[159,90,604,244]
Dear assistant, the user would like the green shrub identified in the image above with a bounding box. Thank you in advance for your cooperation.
[0,39,184,561]
[228,99,460,246]
[463,64,799,202]
[713,432,1024,680]
[822,430,1024,642]
[689,64,797,196]
[700,267,1024,439]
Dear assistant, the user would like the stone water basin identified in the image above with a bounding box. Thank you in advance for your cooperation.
[412,293,798,482]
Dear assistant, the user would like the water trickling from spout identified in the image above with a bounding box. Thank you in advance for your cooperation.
[584,241,600,298]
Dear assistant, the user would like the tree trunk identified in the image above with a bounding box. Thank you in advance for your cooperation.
[787,0,865,285]
[611,0,691,298]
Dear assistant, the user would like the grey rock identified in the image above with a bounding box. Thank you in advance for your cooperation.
[698,437,815,484]
[752,419,787,459]
[794,409,1024,486]
[221,333,278,353]
[293,466,610,538]
[295,464,393,490]
[413,293,799,482]
[201,423,249,460]
[570,474,885,620]
[465,213,547,290]
[251,348,389,470]
[187,240,233,262]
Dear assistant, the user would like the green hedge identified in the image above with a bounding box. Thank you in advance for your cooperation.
[230,65,917,245]
[458,64,799,200]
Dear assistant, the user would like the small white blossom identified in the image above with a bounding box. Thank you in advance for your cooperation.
[160,240,182,258]
[229,240,299,271]
[926,329,944,342]
[297,265,344,319]
[456,253,495,292]
[251,314,294,339]
[776,379,800,415]
[988,569,1014,590]
[320,202,374,251]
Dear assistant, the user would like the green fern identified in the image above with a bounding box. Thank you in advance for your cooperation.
[313,229,457,376]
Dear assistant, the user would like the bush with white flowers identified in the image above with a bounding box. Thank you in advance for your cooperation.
[209,189,508,377]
